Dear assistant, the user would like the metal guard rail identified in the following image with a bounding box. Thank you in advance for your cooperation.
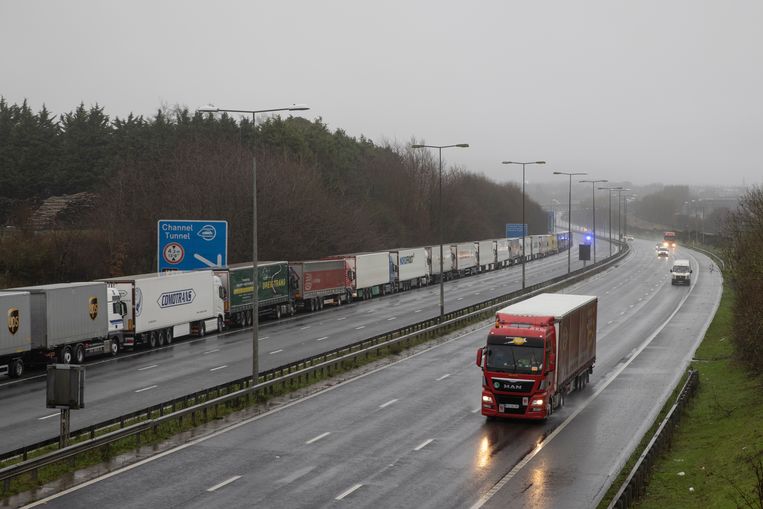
[1,243,629,492]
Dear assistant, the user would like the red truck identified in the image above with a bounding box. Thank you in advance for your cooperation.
[289,260,352,312]
[476,293,598,420]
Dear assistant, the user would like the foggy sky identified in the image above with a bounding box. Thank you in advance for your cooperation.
[1,1,761,187]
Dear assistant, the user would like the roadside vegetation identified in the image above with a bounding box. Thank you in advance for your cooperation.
[0,98,549,287]
[604,187,763,508]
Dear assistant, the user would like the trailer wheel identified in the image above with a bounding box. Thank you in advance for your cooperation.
[217,316,224,331]
[157,330,166,347]
[149,332,157,349]
[59,346,73,364]
[110,340,119,356]
[74,344,85,364]
[9,359,23,378]
[318,298,324,310]
[246,310,253,326]
[166,328,173,345]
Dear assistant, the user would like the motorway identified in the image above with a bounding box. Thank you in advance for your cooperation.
[0,239,609,453]
[21,240,722,508]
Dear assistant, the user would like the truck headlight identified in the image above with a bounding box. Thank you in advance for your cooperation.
[531,398,544,406]
[482,395,493,403]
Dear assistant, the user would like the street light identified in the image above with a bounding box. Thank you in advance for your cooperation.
[411,143,469,321]
[599,186,624,256]
[553,171,587,273]
[502,161,546,288]
[614,188,631,245]
[197,103,310,383]
[624,194,637,239]
[579,179,608,263]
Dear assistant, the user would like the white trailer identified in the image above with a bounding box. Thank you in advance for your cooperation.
[508,238,522,264]
[428,245,455,281]
[338,252,391,300]
[495,239,510,268]
[102,270,224,349]
[477,240,497,271]
[391,248,429,290]
[10,282,123,365]
[453,242,478,276]
[0,291,32,378]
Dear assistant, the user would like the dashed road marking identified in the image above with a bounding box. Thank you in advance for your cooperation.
[210,365,228,372]
[203,349,220,355]
[414,439,434,451]
[207,475,241,492]
[316,336,329,342]
[135,385,157,393]
[38,413,58,421]
[336,484,363,501]
[137,364,158,371]
[379,399,398,408]
[305,432,331,445]
[355,326,366,330]
[436,373,451,381]
[269,349,283,355]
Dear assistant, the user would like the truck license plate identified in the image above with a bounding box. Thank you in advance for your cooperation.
[500,403,519,412]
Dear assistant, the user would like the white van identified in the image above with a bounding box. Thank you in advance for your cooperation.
[670,259,692,286]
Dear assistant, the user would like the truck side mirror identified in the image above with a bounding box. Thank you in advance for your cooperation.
[475,348,483,367]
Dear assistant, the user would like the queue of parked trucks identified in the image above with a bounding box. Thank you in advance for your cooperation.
[0,233,570,378]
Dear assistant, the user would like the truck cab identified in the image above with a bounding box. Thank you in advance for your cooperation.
[670,259,692,285]
[477,319,557,419]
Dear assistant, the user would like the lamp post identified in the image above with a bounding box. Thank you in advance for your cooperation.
[614,188,631,247]
[411,143,469,320]
[598,186,623,256]
[502,161,546,288]
[579,179,608,263]
[624,194,636,240]
[553,171,587,273]
[197,103,310,383]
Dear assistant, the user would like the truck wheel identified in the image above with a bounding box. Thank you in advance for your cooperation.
[60,346,73,364]
[157,330,166,347]
[246,310,253,326]
[110,340,119,356]
[10,359,24,378]
[149,332,157,349]
[166,328,173,345]
[74,344,85,364]
[217,316,224,331]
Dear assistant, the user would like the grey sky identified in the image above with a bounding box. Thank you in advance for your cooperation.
[1,1,761,187]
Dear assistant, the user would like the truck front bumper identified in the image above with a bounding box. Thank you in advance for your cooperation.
[481,390,547,420]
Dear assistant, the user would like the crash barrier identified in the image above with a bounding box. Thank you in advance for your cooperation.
[1,243,629,495]
[606,369,700,509]
[689,245,726,272]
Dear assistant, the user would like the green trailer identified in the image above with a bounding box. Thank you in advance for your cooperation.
[218,261,293,326]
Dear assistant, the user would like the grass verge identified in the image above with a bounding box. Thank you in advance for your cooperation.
[602,284,763,508]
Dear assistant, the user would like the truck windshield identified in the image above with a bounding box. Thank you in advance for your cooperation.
[486,344,544,374]
[672,266,690,273]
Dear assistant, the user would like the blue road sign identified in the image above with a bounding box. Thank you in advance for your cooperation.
[505,223,528,238]
[157,220,228,272]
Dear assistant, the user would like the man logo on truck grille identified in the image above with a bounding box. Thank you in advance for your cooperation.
[7,308,19,334]
[89,297,99,320]
[158,289,196,308]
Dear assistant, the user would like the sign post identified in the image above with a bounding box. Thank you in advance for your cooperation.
[157,220,228,272]
[46,364,85,448]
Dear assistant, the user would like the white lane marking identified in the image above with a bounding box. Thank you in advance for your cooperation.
[305,432,331,445]
[387,316,397,321]
[207,475,241,492]
[38,413,59,420]
[300,326,311,330]
[269,349,283,355]
[414,439,434,451]
[337,317,347,321]
[414,309,423,313]
[435,374,451,381]
[203,349,220,355]
[258,336,269,341]
[629,304,634,308]
[137,364,158,371]
[379,398,398,408]
[315,336,329,342]
[25,325,492,507]
[135,385,157,393]
[607,320,613,325]
[355,326,366,330]
[210,365,228,372]
[457,297,464,301]
[620,311,625,315]
[336,484,363,501]
[472,408,481,414]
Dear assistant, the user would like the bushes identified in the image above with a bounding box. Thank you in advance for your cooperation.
[725,186,763,373]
